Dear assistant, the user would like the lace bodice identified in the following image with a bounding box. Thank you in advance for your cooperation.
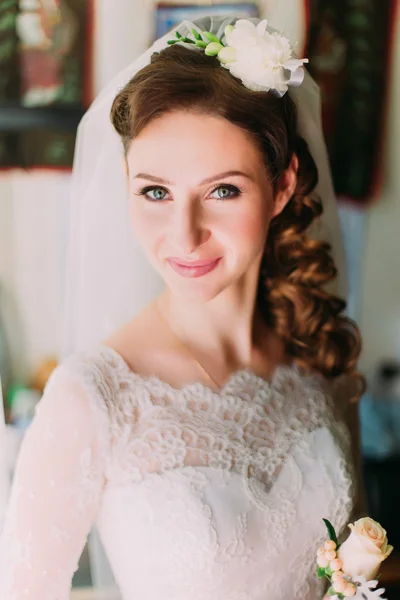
[0,346,354,600]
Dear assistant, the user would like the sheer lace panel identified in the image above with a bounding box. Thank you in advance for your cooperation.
[0,368,108,600]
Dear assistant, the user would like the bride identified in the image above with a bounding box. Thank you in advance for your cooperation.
[0,15,364,600]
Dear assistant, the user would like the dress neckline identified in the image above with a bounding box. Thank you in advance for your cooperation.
[98,344,309,398]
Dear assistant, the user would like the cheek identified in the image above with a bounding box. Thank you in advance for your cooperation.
[129,203,164,249]
[226,209,270,251]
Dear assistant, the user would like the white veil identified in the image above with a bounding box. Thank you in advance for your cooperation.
[0,380,10,537]
[61,15,347,594]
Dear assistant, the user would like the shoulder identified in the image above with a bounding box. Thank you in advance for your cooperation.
[273,365,359,413]
[59,346,128,393]
[39,346,135,431]
[270,365,351,436]
[23,347,131,463]
[272,364,330,407]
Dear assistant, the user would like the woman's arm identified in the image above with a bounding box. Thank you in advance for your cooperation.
[0,368,107,599]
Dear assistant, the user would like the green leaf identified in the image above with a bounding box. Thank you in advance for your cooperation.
[182,36,195,44]
[167,40,178,45]
[191,28,202,40]
[323,519,338,546]
[175,31,183,39]
[195,40,207,48]
[325,566,334,576]
[203,31,221,44]
[317,567,326,579]
[327,588,344,599]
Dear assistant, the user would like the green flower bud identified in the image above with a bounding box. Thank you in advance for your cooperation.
[218,46,236,64]
[191,28,202,40]
[205,42,224,56]
[203,31,221,44]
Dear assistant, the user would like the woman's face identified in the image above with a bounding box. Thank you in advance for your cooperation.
[127,110,296,302]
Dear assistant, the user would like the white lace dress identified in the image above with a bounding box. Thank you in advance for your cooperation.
[0,346,354,600]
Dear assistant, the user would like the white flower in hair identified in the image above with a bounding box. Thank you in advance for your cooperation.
[218,19,308,96]
[168,19,308,97]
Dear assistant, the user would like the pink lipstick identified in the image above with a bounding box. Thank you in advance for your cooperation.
[167,257,221,278]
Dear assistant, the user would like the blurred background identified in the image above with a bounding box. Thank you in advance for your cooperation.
[0,0,399,597]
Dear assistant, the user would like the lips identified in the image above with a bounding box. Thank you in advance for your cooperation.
[167,257,221,278]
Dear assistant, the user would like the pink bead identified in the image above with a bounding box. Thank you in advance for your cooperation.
[331,571,344,582]
[330,558,343,572]
[333,578,347,594]
[325,550,336,560]
[324,540,337,551]
[317,555,329,568]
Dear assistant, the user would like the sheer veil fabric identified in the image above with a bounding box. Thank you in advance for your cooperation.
[0,385,10,537]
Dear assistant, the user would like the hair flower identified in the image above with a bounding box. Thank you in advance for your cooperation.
[219,19,308,96]
[168,19,308,97]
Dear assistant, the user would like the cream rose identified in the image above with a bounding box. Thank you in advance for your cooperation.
[338,517,394,580]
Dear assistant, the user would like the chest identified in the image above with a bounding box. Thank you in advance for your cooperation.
[96,428,354,600]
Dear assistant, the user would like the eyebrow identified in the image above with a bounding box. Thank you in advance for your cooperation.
[133,170,254,186]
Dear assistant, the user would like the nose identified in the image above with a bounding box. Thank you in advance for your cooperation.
[170,200,210,255]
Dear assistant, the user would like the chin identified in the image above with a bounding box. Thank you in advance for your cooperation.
[166,278,229,303]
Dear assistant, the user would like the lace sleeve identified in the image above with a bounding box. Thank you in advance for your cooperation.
[0,366,108,600]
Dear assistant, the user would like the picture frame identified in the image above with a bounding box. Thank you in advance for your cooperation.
[154,3,259,39]
[0,0,94,169]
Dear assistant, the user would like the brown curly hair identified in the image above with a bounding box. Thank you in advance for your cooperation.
[110,44,363,391]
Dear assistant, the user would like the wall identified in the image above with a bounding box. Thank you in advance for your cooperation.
[359,14,400,373]
[0,173,70,382]
[93,0,155,94]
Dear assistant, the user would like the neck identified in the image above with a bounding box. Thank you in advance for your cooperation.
[158,264,266,369]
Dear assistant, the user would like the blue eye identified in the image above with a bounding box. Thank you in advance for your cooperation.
[210,184,241,200]
[139,186,169,201]
[137,183,241,201]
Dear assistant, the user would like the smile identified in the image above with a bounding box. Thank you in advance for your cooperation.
[167,257,221,278]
